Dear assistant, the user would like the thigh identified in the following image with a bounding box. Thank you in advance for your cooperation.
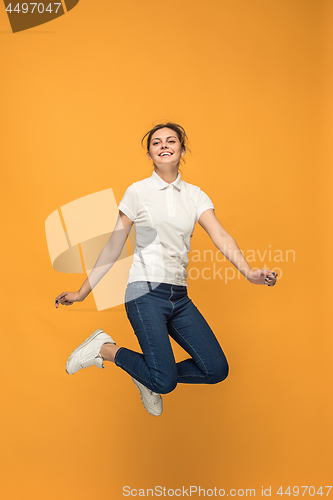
[124,282,177,374]
[167,296,228,374]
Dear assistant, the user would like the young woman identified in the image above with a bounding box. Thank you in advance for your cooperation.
[55,122,278,417]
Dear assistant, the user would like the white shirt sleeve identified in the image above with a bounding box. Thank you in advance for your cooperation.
[117,184,138,222]
[196,188,214,223]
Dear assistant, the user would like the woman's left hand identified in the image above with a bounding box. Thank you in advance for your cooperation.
[247,268,278,286]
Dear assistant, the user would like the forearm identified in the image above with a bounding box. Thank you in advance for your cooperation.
[214,234,252,280]
[78,245,121,300]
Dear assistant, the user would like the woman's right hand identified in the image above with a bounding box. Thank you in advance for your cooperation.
[55,291,83,308]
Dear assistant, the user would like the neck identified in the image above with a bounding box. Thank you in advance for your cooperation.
[154,167,179,184]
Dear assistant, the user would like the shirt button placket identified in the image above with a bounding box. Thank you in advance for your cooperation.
[168,185,175,217]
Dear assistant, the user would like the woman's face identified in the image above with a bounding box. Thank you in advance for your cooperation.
[147,127,185,168]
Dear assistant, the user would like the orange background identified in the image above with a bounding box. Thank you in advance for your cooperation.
[1,0,332,498]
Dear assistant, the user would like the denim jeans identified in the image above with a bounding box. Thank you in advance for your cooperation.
[114,281,229,394]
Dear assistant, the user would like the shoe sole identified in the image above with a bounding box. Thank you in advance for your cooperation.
[66,328,105,375]
[131,376,163,416]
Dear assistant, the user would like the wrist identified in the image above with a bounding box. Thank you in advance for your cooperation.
[242,268,252,281]
[77,290,86,301]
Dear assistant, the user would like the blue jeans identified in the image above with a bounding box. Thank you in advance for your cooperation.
[114,281,229,394]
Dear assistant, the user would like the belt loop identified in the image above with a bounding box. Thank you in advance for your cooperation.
[147,281,152,292]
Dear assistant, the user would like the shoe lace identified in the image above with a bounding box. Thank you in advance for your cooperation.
[146,389,161,404]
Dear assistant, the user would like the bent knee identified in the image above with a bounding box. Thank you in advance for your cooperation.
[206,359,229,384]
[152,376,177,395]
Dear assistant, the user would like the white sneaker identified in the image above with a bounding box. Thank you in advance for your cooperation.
[66,328,115,375]
[130,376,163,416]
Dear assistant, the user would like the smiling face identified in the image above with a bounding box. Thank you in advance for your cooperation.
[147,127,185,169]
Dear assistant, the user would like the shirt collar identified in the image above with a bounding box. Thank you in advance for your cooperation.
[151,170,182,191]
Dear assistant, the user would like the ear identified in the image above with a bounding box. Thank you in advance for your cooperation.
[147,151,152,160]
[181,148,186,156]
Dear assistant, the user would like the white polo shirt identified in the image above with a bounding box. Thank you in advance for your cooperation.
[117,170,214,287]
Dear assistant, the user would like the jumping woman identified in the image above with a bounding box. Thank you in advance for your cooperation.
[55,122,278,416]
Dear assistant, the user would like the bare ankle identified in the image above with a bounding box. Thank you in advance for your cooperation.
[100,343,120,363]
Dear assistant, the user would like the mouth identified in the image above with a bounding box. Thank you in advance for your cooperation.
[159,152,173,157]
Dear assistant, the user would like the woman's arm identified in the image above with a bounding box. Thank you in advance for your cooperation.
[78,211,133,299]
[198,209,277,285]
